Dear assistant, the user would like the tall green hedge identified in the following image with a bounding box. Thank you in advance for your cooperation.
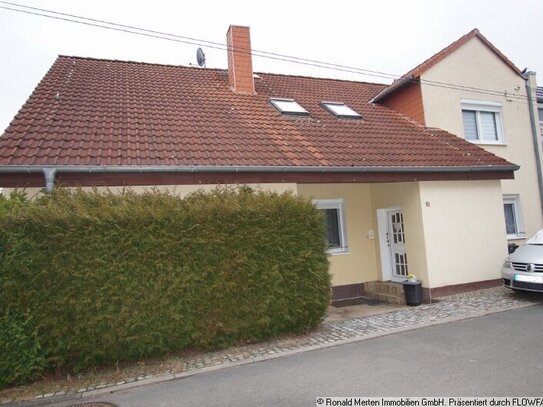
[0,187,330,385]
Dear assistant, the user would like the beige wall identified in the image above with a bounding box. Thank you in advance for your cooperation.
[297,183,378,287]
[370,182,430,286]
[420,36,543,241]
[89,183,298,196]
[370,180,506,288]
[419,180,507,287]
[1,187,43,199]
[1,183,298,199]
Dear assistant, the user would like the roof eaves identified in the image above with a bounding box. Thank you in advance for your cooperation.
[0,164,520,174]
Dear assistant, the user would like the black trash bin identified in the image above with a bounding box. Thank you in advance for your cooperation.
[403,280,422,306]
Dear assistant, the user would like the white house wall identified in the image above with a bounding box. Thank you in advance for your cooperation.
[419,36,543,241]
[419,180,507,288]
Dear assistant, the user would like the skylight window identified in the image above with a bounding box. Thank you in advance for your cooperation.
[269,98,309,116]
[321,102,362,119]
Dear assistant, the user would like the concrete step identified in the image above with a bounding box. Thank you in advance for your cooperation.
[365,281,404,295]
[365,281,406,305]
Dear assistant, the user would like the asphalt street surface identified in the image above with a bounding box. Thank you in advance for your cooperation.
[68,304,543,406]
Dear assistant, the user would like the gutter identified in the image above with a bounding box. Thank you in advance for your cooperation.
[0,164,520,193]
[524,71,543,216]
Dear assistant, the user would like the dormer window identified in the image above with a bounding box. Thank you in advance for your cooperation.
[321,102,362,119]
[269,98,309,116]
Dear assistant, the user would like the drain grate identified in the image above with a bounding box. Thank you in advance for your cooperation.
[70,403,118,407]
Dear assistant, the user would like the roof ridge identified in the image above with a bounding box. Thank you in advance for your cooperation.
[402,28,522,79]
[372,28,523,103]
[407,28,480,79]
[57,55,226,73]
[256,70,389,87]
[56,55,390,87]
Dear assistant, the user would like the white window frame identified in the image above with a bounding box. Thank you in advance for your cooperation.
[461,99,505,145]
[313,198,349,255]
[320,101,362,119]
[269,98,309,116]
[503,195,525,240]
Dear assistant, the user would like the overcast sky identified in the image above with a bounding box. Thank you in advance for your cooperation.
[1,0,542,133]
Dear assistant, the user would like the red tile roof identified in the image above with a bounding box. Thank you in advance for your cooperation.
[373,29,523,103]
[0,56,514,171]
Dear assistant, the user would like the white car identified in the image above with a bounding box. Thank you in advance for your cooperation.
[502,230,543,293]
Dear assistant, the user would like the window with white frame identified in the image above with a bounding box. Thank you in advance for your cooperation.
[503,195,525,239]
[314,199,348,254]
[269,98,309,116]
[461,100,504,144]
[320,101,362,119]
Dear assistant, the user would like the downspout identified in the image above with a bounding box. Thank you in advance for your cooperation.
[43,168,56,192]
[524,72,543,216]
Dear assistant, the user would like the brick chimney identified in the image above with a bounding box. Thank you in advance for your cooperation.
[227,25,255,94]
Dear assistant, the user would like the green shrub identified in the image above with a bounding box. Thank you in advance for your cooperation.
[0,187,330,382]
[0,310,46,387]
[0,189,28,216]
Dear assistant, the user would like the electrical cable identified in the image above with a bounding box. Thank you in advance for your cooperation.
[0,1,399,81]
[0,0,539,106]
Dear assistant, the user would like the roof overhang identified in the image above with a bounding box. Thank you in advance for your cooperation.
[0,164,520,174]
[0,164,518,191]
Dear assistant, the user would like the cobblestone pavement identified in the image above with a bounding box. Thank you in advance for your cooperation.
[8,287,543,406]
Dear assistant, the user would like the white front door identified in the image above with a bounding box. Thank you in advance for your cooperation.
[387,209,409,281]
[377,207,410,282]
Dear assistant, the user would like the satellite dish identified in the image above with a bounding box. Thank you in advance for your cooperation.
[196,48,206,68]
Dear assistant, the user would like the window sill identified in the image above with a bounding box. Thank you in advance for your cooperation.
[507,233,526,240]
[470,140,507,146]
[326,248,350,256]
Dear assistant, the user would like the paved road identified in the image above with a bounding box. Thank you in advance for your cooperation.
[72,305,543,406]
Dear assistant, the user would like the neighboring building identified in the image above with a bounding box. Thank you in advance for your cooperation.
[374,29,543,251]
[0,26,526,303]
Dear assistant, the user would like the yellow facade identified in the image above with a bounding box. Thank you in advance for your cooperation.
[297,183,378,287]
[299,180,505,290]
